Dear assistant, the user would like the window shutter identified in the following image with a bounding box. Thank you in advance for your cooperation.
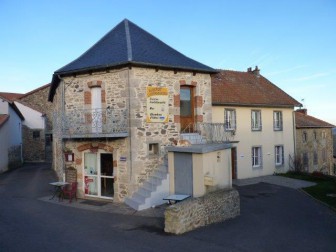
[260,147,262,166]
[224,110,227,130]
[281,146,284,165]
[233,110,237,130]
[259,111,262,130]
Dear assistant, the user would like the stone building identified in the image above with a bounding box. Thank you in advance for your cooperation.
[17,84,53,162]
[48,19,217,203]
[295,109,334,174]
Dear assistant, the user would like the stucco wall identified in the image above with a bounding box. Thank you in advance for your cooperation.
[295,128,334,174]
[0,118,9,173]
[212,106,295,179]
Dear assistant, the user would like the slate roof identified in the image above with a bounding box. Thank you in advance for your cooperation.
[211,69,301,107]
[295,110,335,128]
[0,114,9,129]
[49,19,216,101]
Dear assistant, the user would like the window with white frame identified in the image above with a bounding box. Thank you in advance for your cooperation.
[224,109,236,131]
[252,146,262,168]
[251,110,262,131]
[273,111,283,131]
[275,145,284,166]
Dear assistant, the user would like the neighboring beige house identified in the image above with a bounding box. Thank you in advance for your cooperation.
[295,109,334,174]
[211,68,301,179]
[48,19,217,207]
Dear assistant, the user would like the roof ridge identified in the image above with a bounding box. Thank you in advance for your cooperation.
[55,19,128,73]
[124,19,133,61]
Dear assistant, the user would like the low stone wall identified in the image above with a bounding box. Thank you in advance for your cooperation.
[164,188,240,234]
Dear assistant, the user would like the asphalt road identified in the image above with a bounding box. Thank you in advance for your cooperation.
[0,163,336,252]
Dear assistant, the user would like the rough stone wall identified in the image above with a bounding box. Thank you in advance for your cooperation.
[22,125,45,161]
[63,139,128,202]
[19,85,53,132]
[128,68,212,194]
[51,67,213,200]
[296,128,334,174]
[8,145,22,169]
[164,188,240,234]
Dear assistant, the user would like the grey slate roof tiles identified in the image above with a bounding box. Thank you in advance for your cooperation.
[49,19,215,101]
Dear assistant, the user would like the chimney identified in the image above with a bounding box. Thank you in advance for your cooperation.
[252,66,260,76]
[296,109,307,115]
[247,67,252,72]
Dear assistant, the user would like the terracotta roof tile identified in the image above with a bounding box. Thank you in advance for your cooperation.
[0,92,24,102]
[295,111,335,128]
[211,69,301,107]
[0,114,9,128]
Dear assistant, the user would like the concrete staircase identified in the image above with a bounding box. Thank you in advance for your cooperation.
[124,161,169,211]
[180,133,206,144]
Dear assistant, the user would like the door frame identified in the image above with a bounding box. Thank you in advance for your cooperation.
[83,150,114,199]
[180,85,195,132]
[231,147,237,179]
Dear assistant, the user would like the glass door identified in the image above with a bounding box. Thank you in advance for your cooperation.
[84,153,98,196]
[84,152,114,199]
[180,86,195,132]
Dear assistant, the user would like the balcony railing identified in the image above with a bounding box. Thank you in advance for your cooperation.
[54,108,128,139]
[182,123,236,143]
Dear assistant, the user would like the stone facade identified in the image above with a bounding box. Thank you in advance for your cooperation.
[22,125,45,161]
[52,67,212,202]
[19,84,53,162]
[19,84,53,132]
[164,188,240,234]
[295,128,334,174]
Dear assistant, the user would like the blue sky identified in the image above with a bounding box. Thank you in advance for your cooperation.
[0,0,335,124]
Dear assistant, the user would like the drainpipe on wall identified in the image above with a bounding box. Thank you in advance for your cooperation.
[128,68,133,184]
[292,110,297,162]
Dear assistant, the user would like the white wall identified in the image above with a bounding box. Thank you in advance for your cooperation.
[212,106,295,179]
[14,102,44,129]
[0,118,9,172]
[0,98,9,114]
[8,105,22,147]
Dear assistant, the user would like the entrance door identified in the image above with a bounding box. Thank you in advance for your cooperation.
[84,152,114,199]
[180,86,195,132]
[231,148,237,179]
[174,153,193,196]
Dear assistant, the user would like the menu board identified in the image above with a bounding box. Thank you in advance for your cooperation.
[146,86,169,123]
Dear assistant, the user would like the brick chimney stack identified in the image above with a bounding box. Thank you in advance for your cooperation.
[296,109,307,115]
[247,67,252,72]
[252,66,260,76]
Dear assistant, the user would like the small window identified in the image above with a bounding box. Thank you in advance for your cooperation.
[273,111,283,131]
[224,109,236,131]
[303,131,308,143]
[148,143,159,155]
[251,110,262,131]
[252,146,262,168]
[33,131,40,139]
[313,131,317,140]
[275,145,284,166]
[322,148,327,162]
[303,153,309,168]
[313,151,318,165]
[322,131,326,139]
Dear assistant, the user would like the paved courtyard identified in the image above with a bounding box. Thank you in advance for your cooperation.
[0,163,335,251]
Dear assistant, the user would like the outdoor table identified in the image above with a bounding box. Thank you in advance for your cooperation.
[49,182,69,201]
[163,194,191,205]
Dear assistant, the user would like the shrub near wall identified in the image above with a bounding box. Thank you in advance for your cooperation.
[164,188,240,234]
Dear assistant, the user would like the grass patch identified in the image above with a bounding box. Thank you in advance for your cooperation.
[278,172,336,209]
